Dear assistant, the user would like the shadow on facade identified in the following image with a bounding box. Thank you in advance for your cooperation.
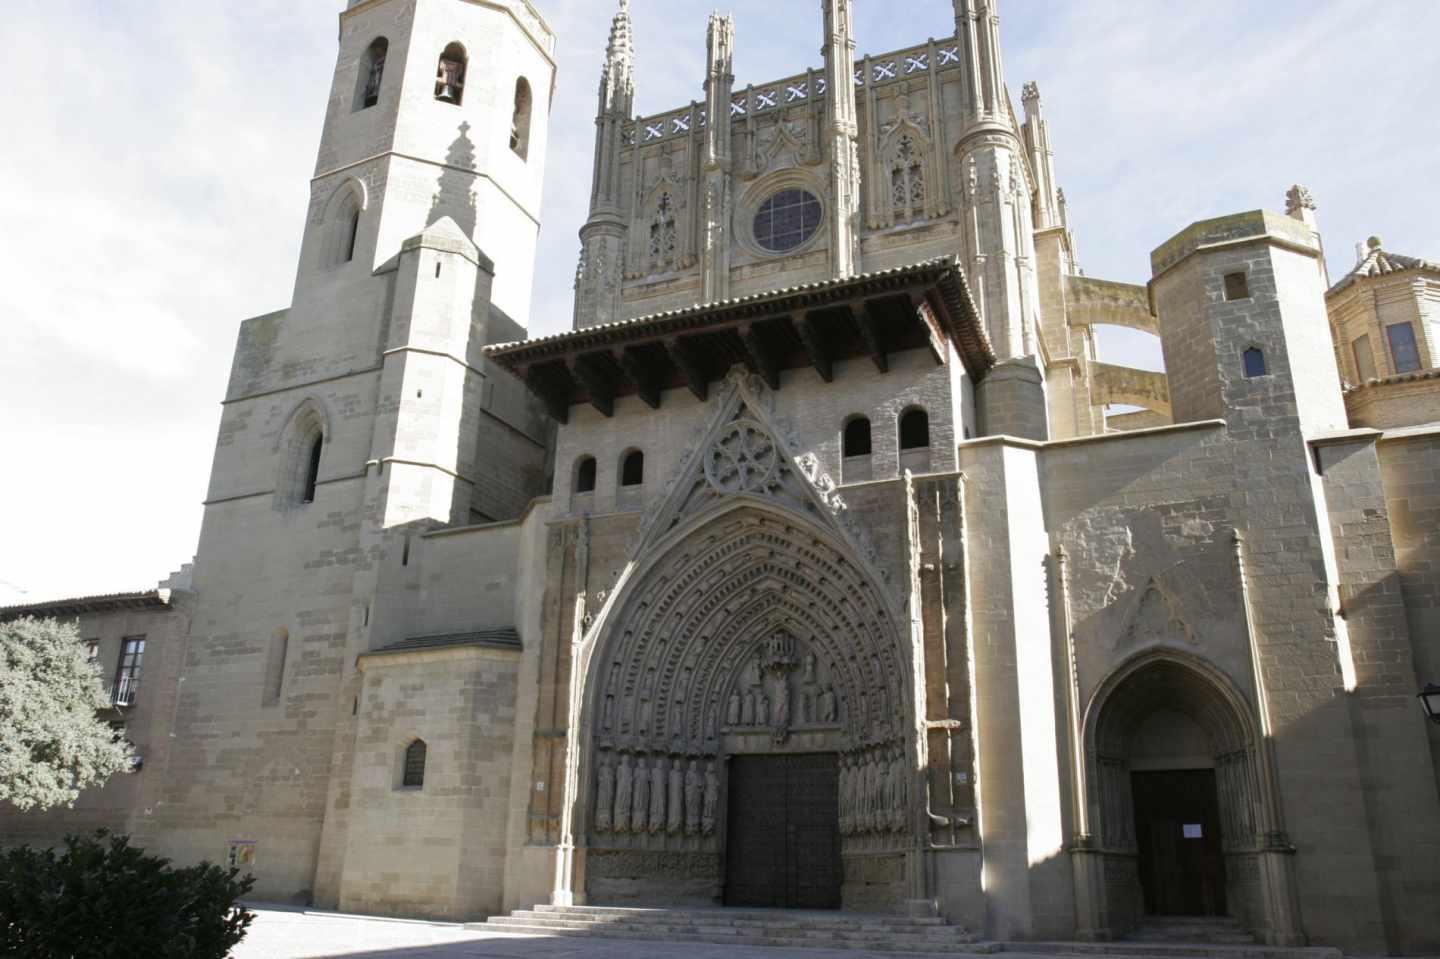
[428,122,478,238]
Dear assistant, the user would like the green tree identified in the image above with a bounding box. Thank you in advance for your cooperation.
[0,617,135,810]
[0,831,256,958]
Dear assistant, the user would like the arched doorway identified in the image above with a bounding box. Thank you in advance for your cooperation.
[1085,653,1268,935]
[567,503,916,911]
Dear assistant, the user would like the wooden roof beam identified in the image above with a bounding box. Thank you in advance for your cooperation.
[525,364,572,425]
[911,292,949,365]
[792,310,833,383]
[665,337,708,402]
[569,353,617,418]
[850,302,888,373]
[738,321,781,391]
[616,346,665,410]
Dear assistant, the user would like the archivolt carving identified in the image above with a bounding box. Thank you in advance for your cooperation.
[595,509,904,753]
[584,505,911,848]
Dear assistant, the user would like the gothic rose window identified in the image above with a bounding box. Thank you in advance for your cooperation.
[753,188,822,253]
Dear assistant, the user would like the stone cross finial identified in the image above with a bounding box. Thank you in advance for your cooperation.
[1285,184,1316,216]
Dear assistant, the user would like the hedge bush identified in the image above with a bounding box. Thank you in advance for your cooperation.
[0,831,255,958]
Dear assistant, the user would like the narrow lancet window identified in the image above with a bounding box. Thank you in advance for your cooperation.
[302,434,323,503]
[356,38,388,111]
[510,77,532,159]
[402,739,427,788]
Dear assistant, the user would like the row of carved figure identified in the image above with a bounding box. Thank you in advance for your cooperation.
[724,684,839,728]
[594,753,720,838]
[839,748,908,835]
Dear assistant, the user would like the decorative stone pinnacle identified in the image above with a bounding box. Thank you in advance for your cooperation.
[1285,184,1316,215]
[1022,81,1040,102]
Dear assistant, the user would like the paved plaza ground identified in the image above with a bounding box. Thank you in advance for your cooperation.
[231,906,952,959]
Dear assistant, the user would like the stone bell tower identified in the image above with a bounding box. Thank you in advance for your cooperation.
[297,0,556,332]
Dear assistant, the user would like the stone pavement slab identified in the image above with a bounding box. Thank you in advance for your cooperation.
[232,907,956,959]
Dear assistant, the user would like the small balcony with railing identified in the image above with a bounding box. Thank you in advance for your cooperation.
[109,674,141,708]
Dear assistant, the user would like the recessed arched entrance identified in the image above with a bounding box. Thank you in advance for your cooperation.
[563,502,917,912]
[1083,653,1273,937]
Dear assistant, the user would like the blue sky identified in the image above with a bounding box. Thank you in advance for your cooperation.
[1,0,1436,605]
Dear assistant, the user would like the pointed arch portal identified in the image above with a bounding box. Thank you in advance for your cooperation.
[573,503,915,908]
[1079,651,1301,943]
[554,381,923,911]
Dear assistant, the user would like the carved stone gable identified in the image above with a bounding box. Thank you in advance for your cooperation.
[1116,578,1196,651]
[635,368,854,557]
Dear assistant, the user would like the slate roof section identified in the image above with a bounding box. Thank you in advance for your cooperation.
[0,590,172,622]
[1329,239,1440,295]
[369,628,523,655]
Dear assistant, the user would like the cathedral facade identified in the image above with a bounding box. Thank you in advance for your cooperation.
[4,0,1440,954]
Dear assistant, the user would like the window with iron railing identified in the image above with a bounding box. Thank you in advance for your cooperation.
[113,636,144,706]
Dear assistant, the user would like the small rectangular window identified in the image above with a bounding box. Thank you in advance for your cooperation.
[1223,272,1250,301]
[1352,334,1376,382]
[1386,323,1422,374]
[85,640,99,662]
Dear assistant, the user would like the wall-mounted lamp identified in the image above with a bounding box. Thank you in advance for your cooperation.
[1419,684,1440,726]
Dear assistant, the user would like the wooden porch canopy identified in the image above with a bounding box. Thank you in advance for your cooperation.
[484,256,993,423]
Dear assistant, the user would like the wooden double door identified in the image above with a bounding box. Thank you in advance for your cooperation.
[1133,769,1227,917]
[724,754,841,909]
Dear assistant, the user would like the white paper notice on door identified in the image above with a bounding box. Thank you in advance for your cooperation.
[1182,823,1203,839]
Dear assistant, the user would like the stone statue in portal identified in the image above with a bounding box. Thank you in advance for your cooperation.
[726,690,741,726]
[614,754,634,833]
[595,753,615,832]
[649,757,666,833]
[773,678,789,731]
[702,762,720,835]
[819,685,837,723]
[685,760,703,835]
[631,757,650,833]
[667,758,684,833]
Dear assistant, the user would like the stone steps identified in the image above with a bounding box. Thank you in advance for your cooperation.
[474,906,1344,959]
[532,903,952,929]
[1013,941,1341,959]
[474,905,991,955]
[1126,917,1261,946]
